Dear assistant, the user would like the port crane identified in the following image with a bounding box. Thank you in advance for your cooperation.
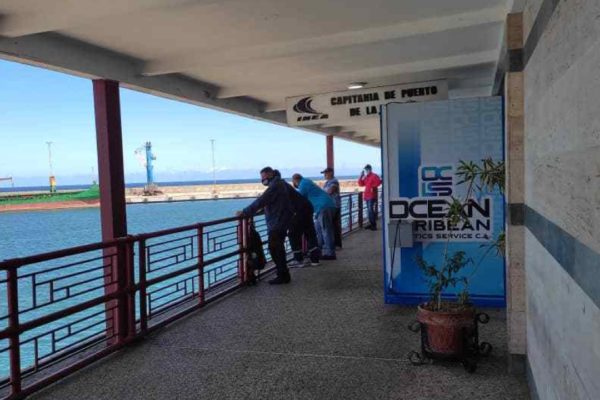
[134,142,160,195]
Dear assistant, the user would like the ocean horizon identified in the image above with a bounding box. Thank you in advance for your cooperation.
[1,175,358,193]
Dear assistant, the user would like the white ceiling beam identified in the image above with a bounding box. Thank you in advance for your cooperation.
[217,87,253,99]
[353,134,370,141]
[263,103,286,113]
[268,50,499,83]
[0,32,279,127]
[213,50,497,99]
[320,123,345,129]
[0,0,219,37]
[142,6,506,76]
[337,131,358,140]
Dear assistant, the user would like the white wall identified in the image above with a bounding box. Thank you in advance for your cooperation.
[523,0,600,398]
[526,230,600,399]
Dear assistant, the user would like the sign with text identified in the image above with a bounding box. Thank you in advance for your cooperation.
[388,164,494,243]
[286,80,448,126]
[389,196,494,242]
[381,97,506,307]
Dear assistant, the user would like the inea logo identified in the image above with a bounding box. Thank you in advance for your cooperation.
[293,97,329,122]
[419,165,453,197]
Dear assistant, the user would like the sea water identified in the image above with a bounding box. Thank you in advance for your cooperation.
[0,199,253,260]
[0,198,254,379]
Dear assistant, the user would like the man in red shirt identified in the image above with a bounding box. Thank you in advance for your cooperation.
[357,164,382,230]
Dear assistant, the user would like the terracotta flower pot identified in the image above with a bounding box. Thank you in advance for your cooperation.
[416,304,476,356]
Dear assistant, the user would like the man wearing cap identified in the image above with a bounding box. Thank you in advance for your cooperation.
[292,173,337,260]
[273,170,320,267]
[357,164,382,230]
[236,166,292,284]
[321,167,342,248]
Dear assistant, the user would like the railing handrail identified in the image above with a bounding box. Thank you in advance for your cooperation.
[0,217,247,270]
[1,192,363,270]
[0,190,369,399]
[135,215,241,240]
[0,237,130,270]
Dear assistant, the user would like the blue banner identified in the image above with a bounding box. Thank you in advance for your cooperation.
[382,97,505,307]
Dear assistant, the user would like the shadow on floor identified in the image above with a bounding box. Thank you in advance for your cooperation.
[33,228,529,400]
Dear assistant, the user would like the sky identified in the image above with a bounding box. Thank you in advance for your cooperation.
[0,59,381,187]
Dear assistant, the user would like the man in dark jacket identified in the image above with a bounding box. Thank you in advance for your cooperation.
[237,167,292,284]
[274,170,319,267]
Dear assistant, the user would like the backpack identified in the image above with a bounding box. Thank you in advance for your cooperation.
[245,222,266,285]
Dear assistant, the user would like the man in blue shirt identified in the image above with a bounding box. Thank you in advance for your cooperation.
[292,173,337,260]
[237,167,292,284]
[321,167,342,248]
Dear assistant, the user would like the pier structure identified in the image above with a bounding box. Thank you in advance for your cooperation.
[0,1,599,399]
[30,229,528,400]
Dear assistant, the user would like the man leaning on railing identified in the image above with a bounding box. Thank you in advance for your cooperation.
[236,166,292,285]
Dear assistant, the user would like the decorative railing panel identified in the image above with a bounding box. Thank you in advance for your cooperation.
[0,191,369,399]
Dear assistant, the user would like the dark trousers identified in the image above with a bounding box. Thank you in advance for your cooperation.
[366,199,378,228]
[268,230,289,278]
[333,207,342,248]
[288,214,319,262]
[315,208,336,257]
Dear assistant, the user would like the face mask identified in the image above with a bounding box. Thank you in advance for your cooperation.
[261,178,270,186]
[363,169,370,175]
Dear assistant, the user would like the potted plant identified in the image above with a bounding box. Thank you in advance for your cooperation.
[409,158,505,371]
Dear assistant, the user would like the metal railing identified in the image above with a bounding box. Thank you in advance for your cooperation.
[0,191,372,399]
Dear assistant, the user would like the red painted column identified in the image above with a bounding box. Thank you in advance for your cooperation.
[326,135,334,170]
[93,79,129,343]
[93,79,127,240]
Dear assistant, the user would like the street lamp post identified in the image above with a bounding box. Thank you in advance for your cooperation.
[46,141,56,193]
[210,139,217,196]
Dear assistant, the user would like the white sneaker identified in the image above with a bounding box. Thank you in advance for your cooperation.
[309,261,320,267]
[288,259,308,268]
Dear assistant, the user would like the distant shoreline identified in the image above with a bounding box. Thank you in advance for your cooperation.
[0,179,361,213]
[0,175,359,194]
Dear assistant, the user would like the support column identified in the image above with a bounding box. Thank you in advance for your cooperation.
[93,79,127,240]
[504,13,526,374]
[93,79,129,342]
[326,135,334,170]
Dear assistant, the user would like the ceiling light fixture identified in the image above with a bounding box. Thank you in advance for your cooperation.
[347,82,366,90]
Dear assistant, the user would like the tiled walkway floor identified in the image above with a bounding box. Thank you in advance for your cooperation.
[34,229,529,399]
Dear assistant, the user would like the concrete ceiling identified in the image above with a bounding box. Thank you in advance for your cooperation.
[0,0,515,146]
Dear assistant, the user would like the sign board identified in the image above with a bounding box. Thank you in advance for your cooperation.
[381,97,505,307]
[388,163,494,243]
[286,80,448,126]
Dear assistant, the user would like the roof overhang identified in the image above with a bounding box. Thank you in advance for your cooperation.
[0,0,517,146]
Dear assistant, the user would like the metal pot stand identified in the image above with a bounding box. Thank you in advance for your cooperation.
[407,312,492,373]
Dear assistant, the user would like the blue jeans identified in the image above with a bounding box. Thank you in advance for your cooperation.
[315,207,336,257]
[366,199,378,228]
